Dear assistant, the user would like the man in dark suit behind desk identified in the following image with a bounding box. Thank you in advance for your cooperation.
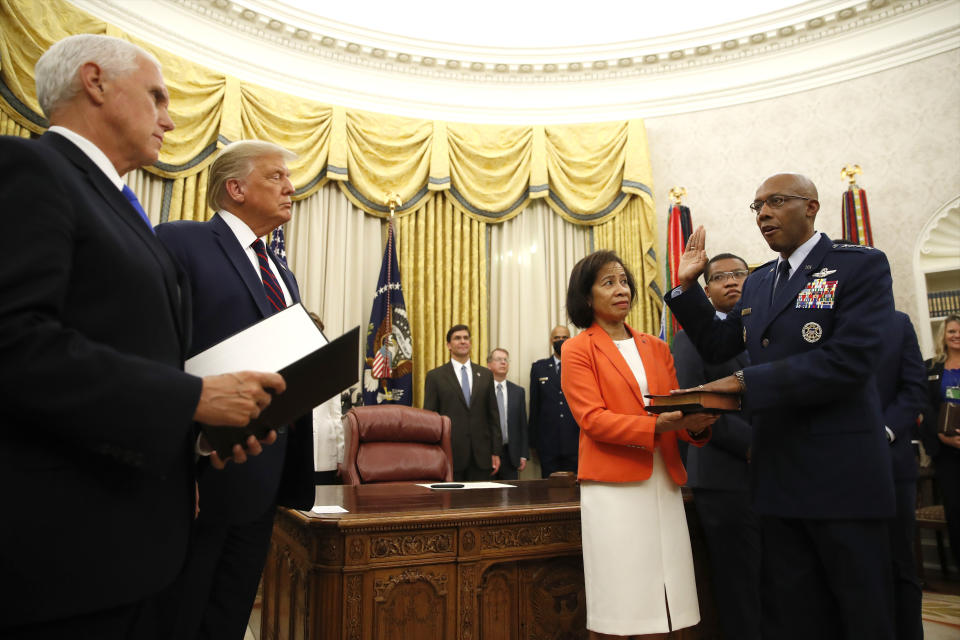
[875,310,927,640]
[156,140,315,639]
[423,325,502,481]
[667,173,897,639]
[529,325,580,477]
[672,252,760,640]
[487,347,529,480]
[0,35,281,638]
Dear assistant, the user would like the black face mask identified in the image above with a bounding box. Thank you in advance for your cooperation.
[552,337,567,357]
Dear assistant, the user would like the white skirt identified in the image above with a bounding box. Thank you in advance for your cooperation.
[580,450,700,635]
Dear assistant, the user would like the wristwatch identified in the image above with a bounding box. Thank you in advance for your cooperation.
[734,369,746,392]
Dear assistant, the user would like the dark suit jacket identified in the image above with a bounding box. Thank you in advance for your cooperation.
[0,133,201,626]
[498,380,529,466]
[156,214,315,523]
[423,361,502,471]
[672,329,752,491]
[667,234,896,519]
[528,356,580,460]
[874,312,926,481]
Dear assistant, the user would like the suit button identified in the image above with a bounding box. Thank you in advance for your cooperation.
[560,414,565,418]
[761,338,770,348]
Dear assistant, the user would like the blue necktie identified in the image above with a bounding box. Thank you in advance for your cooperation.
[772,260,791,301]
[460,365,471,406]
[252,238,286,314]
[121,185,154,233]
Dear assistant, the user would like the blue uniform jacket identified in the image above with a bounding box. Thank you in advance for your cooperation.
[528,356,580,460]
[667,234,896,519]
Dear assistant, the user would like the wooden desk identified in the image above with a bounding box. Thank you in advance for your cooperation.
[261,480,717,640]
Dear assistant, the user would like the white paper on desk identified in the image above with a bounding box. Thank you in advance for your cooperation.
[311,505,348,514]
[185,303,327,376]
[418,482,516,490]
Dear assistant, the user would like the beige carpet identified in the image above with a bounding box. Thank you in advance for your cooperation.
[923,591,960,639]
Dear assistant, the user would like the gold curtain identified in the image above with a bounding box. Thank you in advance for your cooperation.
[594,196,663,334]
[0,0,665,370]
[0,0,657,226]
[397,193,487,407]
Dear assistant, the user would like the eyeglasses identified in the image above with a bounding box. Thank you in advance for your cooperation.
[707,269,750,284]
[490,357,509,363]
[749,194,811,213]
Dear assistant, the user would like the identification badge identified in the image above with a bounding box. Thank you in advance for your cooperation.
[796,279,838,309]
[802,322,823,343]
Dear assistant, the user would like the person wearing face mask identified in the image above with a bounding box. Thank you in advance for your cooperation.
[529,325,582,477]
[672,252,759,640]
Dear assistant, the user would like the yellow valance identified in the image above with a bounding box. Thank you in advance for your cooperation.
[0,0,655,225]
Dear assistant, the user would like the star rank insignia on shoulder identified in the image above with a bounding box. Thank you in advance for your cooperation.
[832,242,876,251]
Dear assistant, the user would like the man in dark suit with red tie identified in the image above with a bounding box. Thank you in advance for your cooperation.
[0,35,281,638]
[156,140,315,639]
[423,325,502,481]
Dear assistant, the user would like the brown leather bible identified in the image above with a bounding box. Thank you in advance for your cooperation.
[644,390,740,414]
[937,402,960,436]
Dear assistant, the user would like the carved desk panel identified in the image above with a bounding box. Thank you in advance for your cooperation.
[261,481,716,640]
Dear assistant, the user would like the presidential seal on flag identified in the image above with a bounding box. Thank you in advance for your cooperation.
[362,218,413,405]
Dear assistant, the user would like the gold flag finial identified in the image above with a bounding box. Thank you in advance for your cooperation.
[385,193,402,218]
[668,187,687,205]
[841,164,861,186]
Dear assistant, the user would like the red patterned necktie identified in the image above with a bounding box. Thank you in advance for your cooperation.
[251,238,286,314]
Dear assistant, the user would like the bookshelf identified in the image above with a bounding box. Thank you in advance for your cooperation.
[915,197,960,358]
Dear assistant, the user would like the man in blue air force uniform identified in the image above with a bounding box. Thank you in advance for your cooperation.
[666,173,896,640]
[529,325,581,477]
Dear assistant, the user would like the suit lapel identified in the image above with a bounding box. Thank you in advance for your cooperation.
[210,214,274,318]
[41,133,189,345]
[469,363,483,406]
[443,361,470,409]
[590,325,649,408]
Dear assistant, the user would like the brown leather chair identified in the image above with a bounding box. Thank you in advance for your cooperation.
[341,406,453,485]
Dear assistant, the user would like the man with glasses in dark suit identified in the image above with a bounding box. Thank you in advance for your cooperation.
[672,252,759,640]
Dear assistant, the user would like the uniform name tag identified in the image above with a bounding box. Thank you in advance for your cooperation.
[741,308,752,316]
[796,279,837,309]
[539,377,549,383]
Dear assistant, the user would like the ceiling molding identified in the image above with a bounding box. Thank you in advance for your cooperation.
[70,0,960,122]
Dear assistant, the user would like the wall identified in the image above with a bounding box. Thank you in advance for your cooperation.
[646,48,960,355]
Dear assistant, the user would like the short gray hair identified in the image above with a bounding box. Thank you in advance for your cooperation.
[207,140,297,212]
[35,34,159,118]
[487,348,509,362]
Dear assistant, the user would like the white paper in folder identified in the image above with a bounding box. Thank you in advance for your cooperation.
[185,303,326,376]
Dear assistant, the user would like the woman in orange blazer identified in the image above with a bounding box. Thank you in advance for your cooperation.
[561,250,716,640]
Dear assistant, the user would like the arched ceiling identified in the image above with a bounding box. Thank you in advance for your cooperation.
[73,0,960,122]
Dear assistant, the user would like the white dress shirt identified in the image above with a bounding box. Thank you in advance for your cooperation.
[450,358,472,396]
[217,210,293,306]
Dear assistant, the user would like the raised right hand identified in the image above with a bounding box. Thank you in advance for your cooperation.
[676,225,708,290]
[193,371,286,426]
